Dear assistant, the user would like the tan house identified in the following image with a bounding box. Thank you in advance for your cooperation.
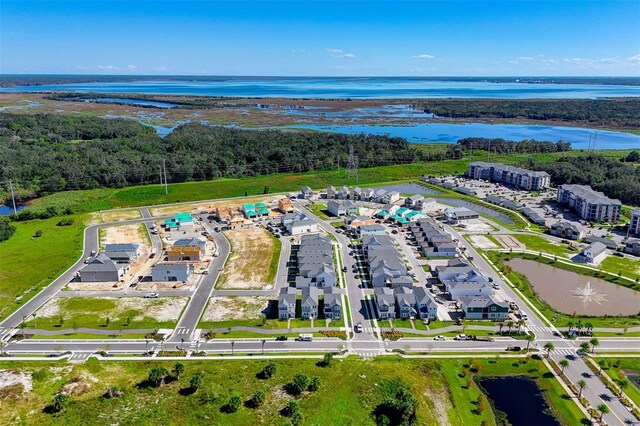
[229,215,246,229]
[344,215,375,231]
[278,198,294,213]
[215,206,232,221]
[167,238,206,261]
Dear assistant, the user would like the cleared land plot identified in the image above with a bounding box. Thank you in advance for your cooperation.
[468,235,498,249]
[25,297,188,330]
[201,296,271,322]
[495,234,525,250]
[217,227,281,290]
[150,196,274,217]
[514,234,572,257]
[99,223,150,250]
[100,209,141,223]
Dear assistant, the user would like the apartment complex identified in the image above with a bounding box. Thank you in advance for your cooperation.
[468,162,550,191]
[556,184,621,222]
[630,210,640,236]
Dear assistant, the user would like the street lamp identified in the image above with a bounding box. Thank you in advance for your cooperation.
[261,339,266,355]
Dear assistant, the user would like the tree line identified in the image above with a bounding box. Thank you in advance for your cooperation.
[414,98,640,128]
[524,154,640,206]
[456,137,572,153]
[0,112,417,203]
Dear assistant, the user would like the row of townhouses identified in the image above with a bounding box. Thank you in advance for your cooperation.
[374,286,438,320]
[556,184,621,222]
[468,162,551,191]
[434,258,509,320]
[409,219,457,257]
[279,234,342,320]
[325,185,401,204]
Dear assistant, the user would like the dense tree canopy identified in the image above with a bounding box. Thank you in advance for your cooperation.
[456,137,571,154]
[416,98,640,127]
[0,113,416,202]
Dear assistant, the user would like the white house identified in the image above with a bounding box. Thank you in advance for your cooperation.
[581,242,607,264]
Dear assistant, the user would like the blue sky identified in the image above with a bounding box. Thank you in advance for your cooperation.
[1,0,639,76]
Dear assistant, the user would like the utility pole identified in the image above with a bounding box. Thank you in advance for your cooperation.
[336,154,340,173]
[355,154,359,185]
[487,140,491,162]
[8,180,17,216]
[163,159,168,194]
[346,144,357,182]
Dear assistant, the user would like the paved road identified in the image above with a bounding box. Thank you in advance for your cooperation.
[166,230,230,343]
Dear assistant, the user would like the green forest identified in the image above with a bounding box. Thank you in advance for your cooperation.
[525,154,640,205]
[415,98,640,127]
[0,113,416,201]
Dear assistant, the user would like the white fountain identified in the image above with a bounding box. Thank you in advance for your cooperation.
[571,281,607,305]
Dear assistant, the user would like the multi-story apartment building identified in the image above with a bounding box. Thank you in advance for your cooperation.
[556,184,621,223]
[630,209,640,236]
[468,162,550,191]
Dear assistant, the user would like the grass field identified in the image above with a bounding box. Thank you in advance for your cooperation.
[23,297,188,331]
[513,234,573,257]
[0,215,86,322]
[600,255,640,282]
[600,357,640,406]
[488,252,640,329]
[0,356,584,425]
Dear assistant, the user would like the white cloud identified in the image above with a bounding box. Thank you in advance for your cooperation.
[326,48,354,58]
[326,48,343,54]
[126,64,137,70]
[97,65,120,71]
[509,60,519,64]
[563,57,620,65]
[627,54,640,63]
[518,56,534,61]
[413,54,435,59]
[342,53,355,58]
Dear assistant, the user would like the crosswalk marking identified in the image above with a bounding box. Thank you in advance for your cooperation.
[69,352,92,363]
[553,348,575,356]
[528,326,552,333]
[175,328,191,335]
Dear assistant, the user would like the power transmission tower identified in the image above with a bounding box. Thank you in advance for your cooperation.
[8,180,17,216]
[346,145,357,180]
[163,159,168,194]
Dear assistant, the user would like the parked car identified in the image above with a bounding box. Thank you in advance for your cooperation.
[433,335,446,341]
[355,323,363,333]
[144,292,159,298]
[84,257,93,264]
[454,334,468,341]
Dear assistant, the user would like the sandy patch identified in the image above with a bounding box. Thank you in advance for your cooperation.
[60,373,98,396]
[36,297,188,322]
[101,209,142,222]
[458,221,496,233]
[201,296,272,322]
[150,196,275,217]
[495,235,525,250]
[469,235,498,249]
[0,370,32,393]
[100,223,150,250]
[217,227,278,289]
[135,280,197,291]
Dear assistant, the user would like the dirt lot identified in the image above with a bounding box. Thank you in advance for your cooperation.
[201,296,272,322]
[468,235,498,249]
[101,209,142,223]
[100,223,150,250]
[217,227,279,290]
[459,221,497,233]
[495,235,525,250]
[36,297,188,323]
[150,196,276,217]
[0,370,33,394]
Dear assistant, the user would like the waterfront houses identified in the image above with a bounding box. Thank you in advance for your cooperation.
[468,161,550,191]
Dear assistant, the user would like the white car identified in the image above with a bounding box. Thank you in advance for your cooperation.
[355,323,363,333]
[454,334,467,341]
[433,335,446,341]
[144,292,159,298]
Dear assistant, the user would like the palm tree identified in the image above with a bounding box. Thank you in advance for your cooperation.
[577,379,587,398]
[575,320,583,336]
[497,322,504,335]
[506,320,514,334]
[525,333,535,352]
[52,392,68,413]
[589,337,599,353]
[597,403,609,421]
[559,359,569,373]
[580,341,591,355]
[597,358,608,375]
[517,319,525,334]
[585,322,593,335]
[544,342,554,357]
[618,379,628,397]
[567,321,574,333]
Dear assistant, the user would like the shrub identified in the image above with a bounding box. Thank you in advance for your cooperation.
[56,218,75,226]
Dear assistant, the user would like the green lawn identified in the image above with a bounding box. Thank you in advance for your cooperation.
[488,252,640,329]
[513,234,573,257]
[600,255,640,281]
[23,297,187,331]
[0,357,584,425]
[600,358,640,407]
[0,215,86,322]
[308,202,333,220]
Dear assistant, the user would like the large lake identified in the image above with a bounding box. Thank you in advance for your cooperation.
[2,78,639,98]
[506,258,640,316]
[289,123,640,150]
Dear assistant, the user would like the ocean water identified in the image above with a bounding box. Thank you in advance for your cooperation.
[2,78,639,98]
